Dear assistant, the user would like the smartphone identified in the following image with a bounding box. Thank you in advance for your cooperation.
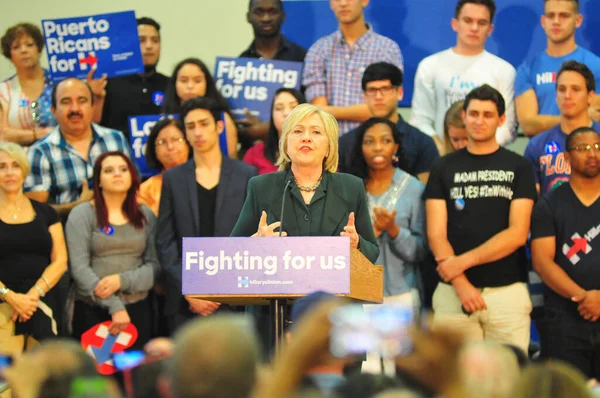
[329,304,414,359]
[112,350,146,371]
[0,355,13,383]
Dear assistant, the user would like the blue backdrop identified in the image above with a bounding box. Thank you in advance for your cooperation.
[281,0,600,106]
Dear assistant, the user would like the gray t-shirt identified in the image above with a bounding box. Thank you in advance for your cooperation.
[66,202,159,314]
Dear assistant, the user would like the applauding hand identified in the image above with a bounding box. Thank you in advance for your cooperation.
[372,206,399,238]
[252,211,287,237]
[340,212,359,249]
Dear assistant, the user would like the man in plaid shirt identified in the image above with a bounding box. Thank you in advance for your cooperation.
[24,78,133,217]
[302,0,403,135]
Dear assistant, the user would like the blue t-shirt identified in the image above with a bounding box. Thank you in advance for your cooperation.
[524,121,600,194]
[515,47,600,115]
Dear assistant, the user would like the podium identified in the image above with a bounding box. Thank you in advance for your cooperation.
[182,237,383,350]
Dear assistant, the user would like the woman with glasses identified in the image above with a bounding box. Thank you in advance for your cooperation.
[139,119,191,215]
[0,24,56,145]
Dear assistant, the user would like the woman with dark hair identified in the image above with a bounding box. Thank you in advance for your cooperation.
[349,117,427,307]
[243,88,306,174]
[66,152,159,347]
[163,58,238,158]
[0,23,56,144]
[139,118,190,215]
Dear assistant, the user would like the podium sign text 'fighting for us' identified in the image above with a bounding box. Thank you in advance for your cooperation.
[182,237,350,295]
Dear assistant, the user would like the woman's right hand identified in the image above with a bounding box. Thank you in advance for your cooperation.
[109,310,131,335]
[5,291,38,322]
[252,211,287,237]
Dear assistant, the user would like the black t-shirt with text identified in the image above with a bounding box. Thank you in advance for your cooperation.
[424,147,537,287]
[531,184,600,309]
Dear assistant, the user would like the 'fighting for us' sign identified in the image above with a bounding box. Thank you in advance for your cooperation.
[41,11,144,82]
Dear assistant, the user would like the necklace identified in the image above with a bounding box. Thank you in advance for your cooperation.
[295,175,323,192]
[2,196,25,220]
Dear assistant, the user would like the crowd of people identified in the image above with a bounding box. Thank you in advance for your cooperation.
[0,0,599,396]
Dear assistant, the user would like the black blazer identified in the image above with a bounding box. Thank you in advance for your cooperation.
[156,158,257,315]
[230,170,379,264]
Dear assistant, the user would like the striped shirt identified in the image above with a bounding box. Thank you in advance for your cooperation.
[302,24,403,134]
[24,123,133,205]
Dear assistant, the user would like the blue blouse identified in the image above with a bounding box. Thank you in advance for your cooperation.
[367,168,427,296]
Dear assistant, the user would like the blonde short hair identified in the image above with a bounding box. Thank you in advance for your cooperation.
[0,142,30,177]
[276,103,339,173]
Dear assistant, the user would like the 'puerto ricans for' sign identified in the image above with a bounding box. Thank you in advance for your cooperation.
[214,57,303,123]
[41,11,144,83]
[182,237,350,295]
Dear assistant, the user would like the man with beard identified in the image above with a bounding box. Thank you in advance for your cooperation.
[24,78,132,217]
[424,85,536,354]
[531,127,600,378]
[515,0,600,137]
[97,17,169,140]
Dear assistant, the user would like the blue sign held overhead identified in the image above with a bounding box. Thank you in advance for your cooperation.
[42,11,144,82]
[214,57,303,122]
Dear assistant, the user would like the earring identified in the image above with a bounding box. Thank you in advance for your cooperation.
[392,155,399,166]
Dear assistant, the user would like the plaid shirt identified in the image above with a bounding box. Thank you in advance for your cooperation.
[302,25,403,134]
[24,123,133,205]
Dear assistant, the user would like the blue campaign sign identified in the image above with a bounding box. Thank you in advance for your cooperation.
[129,114,166,179]
[214,57,303,122]
[42,11,144,82]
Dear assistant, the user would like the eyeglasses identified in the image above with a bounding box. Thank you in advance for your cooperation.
[568,143,600,153]
[156,137,186,146]
[364,86,397,97]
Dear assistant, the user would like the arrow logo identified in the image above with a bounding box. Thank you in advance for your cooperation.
[78,52,98,71]
[562,233,592,265]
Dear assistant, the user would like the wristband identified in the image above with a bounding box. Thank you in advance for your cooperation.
[32,128,37,141]
[34,285,46,297]
[40,276,50,289]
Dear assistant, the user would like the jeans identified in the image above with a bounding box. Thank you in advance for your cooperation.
[540,304,600,379]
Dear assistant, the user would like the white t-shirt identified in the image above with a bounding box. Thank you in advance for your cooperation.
[409,48,517,146]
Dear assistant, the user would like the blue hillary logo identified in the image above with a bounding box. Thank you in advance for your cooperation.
[237,276,249,288]
[545,141,560,155]
[152,91,164,106]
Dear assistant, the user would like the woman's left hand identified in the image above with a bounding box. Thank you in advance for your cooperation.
[94,275,121,299]
[340,212,359,249]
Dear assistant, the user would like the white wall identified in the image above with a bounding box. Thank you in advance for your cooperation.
[0,0,253,79]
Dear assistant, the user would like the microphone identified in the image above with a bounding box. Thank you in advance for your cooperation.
[279,178,293,237]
